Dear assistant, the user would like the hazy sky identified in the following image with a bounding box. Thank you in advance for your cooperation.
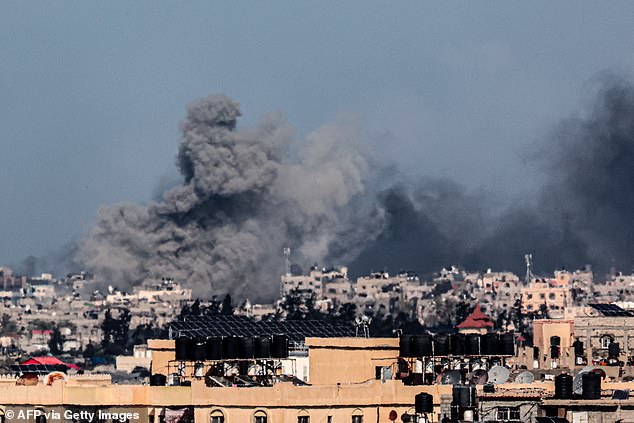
[2,2,634,266]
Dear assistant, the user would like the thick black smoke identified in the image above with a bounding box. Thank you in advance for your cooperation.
[79,78,634,300]
[347,77,634,277]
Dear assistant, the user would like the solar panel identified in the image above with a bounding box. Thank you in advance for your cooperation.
[536,418,570,423]
[168,315,354,342]
[589,304,634,317]
[612,389,630,400]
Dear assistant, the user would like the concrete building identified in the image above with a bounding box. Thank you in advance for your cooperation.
[521,281,568,317]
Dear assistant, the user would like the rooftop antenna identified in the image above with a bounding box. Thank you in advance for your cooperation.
[283,247,291,276]
[524,253,533,284]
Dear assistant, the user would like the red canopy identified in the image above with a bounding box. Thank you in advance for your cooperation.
[456,304,494,329]
[21,356,81,370]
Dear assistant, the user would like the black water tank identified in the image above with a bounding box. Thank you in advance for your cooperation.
[453,385,476,407]
[554,373,573,399]
[483,383,495,393]
[238,337,255,359]
[582,372,601,400]
[499,333,515,356]
[465,334,480,355]
[400,335,413,357]
[550,345,560,359]
[415,392,434,413]
[609,342,620,358]
[412,334,433,357]
[223,336,239,359]
[150,373,167,386]
[573,340,584,357]
[206,337,223,360]
[481,333,499,355]
[271,334,289,358]
[550,335,561,347]
[191,337,206,361]
[434,334,449,356]
[254,336,271,358]
[449,334,465,356]
[175,337,189,361]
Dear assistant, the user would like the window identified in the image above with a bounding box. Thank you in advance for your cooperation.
[254,410,268,423]
[540,293,545,299]
[298,409,310,423]
[549,293,556,300]
[210,410,225,423]
[601,335,614,349]
[527,294,533,300]
[328,417,332,423]
[496,407,520,421]
[352,417,363,423]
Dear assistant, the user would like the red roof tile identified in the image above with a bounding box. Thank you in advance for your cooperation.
[456,304,494,329]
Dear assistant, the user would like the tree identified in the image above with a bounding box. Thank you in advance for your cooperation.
[83,343,96,358]
[0,314,17,336]
[101,308,131,355]
[48,327,64,355]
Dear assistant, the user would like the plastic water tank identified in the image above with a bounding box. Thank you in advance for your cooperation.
[412,334,433,357]
[271,334,289,358]
[453,385,476,407]
[238,337,255,359]
[191,337,206,361]
[499,333,515,356]
[254,336,271,358]
[465,334,481,356]
[481,333,499,355]
[150,374,167,386]
[434,334,449,356]
[223,336,239,359]
[554,373,573,399]
[415,392,434,414]
[609,342,620,358]
[205,337,223,360]
[550,335,561,346]
[175,337,189,361]
[573,339,584,357]
[400,335,413,357]
[582,372,601,399]
[449,333,465,356]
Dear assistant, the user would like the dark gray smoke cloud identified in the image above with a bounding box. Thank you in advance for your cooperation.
[78,95,372,300]
[79,78,634,300]
[346,77,634,277]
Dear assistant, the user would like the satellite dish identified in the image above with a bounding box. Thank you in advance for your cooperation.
[515,371,535,384]
[573,368,595,395]
[468,369,489,385]
[440,370,462,385]
[488,366,510,384]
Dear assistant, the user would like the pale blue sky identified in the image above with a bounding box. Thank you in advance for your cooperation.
[2,1,634,265]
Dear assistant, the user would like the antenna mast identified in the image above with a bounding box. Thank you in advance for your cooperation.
[524,253,533,284]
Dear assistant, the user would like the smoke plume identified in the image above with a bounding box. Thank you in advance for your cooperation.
[346,76,634,277]
[78,95,371,299]
[79,77,634,300]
